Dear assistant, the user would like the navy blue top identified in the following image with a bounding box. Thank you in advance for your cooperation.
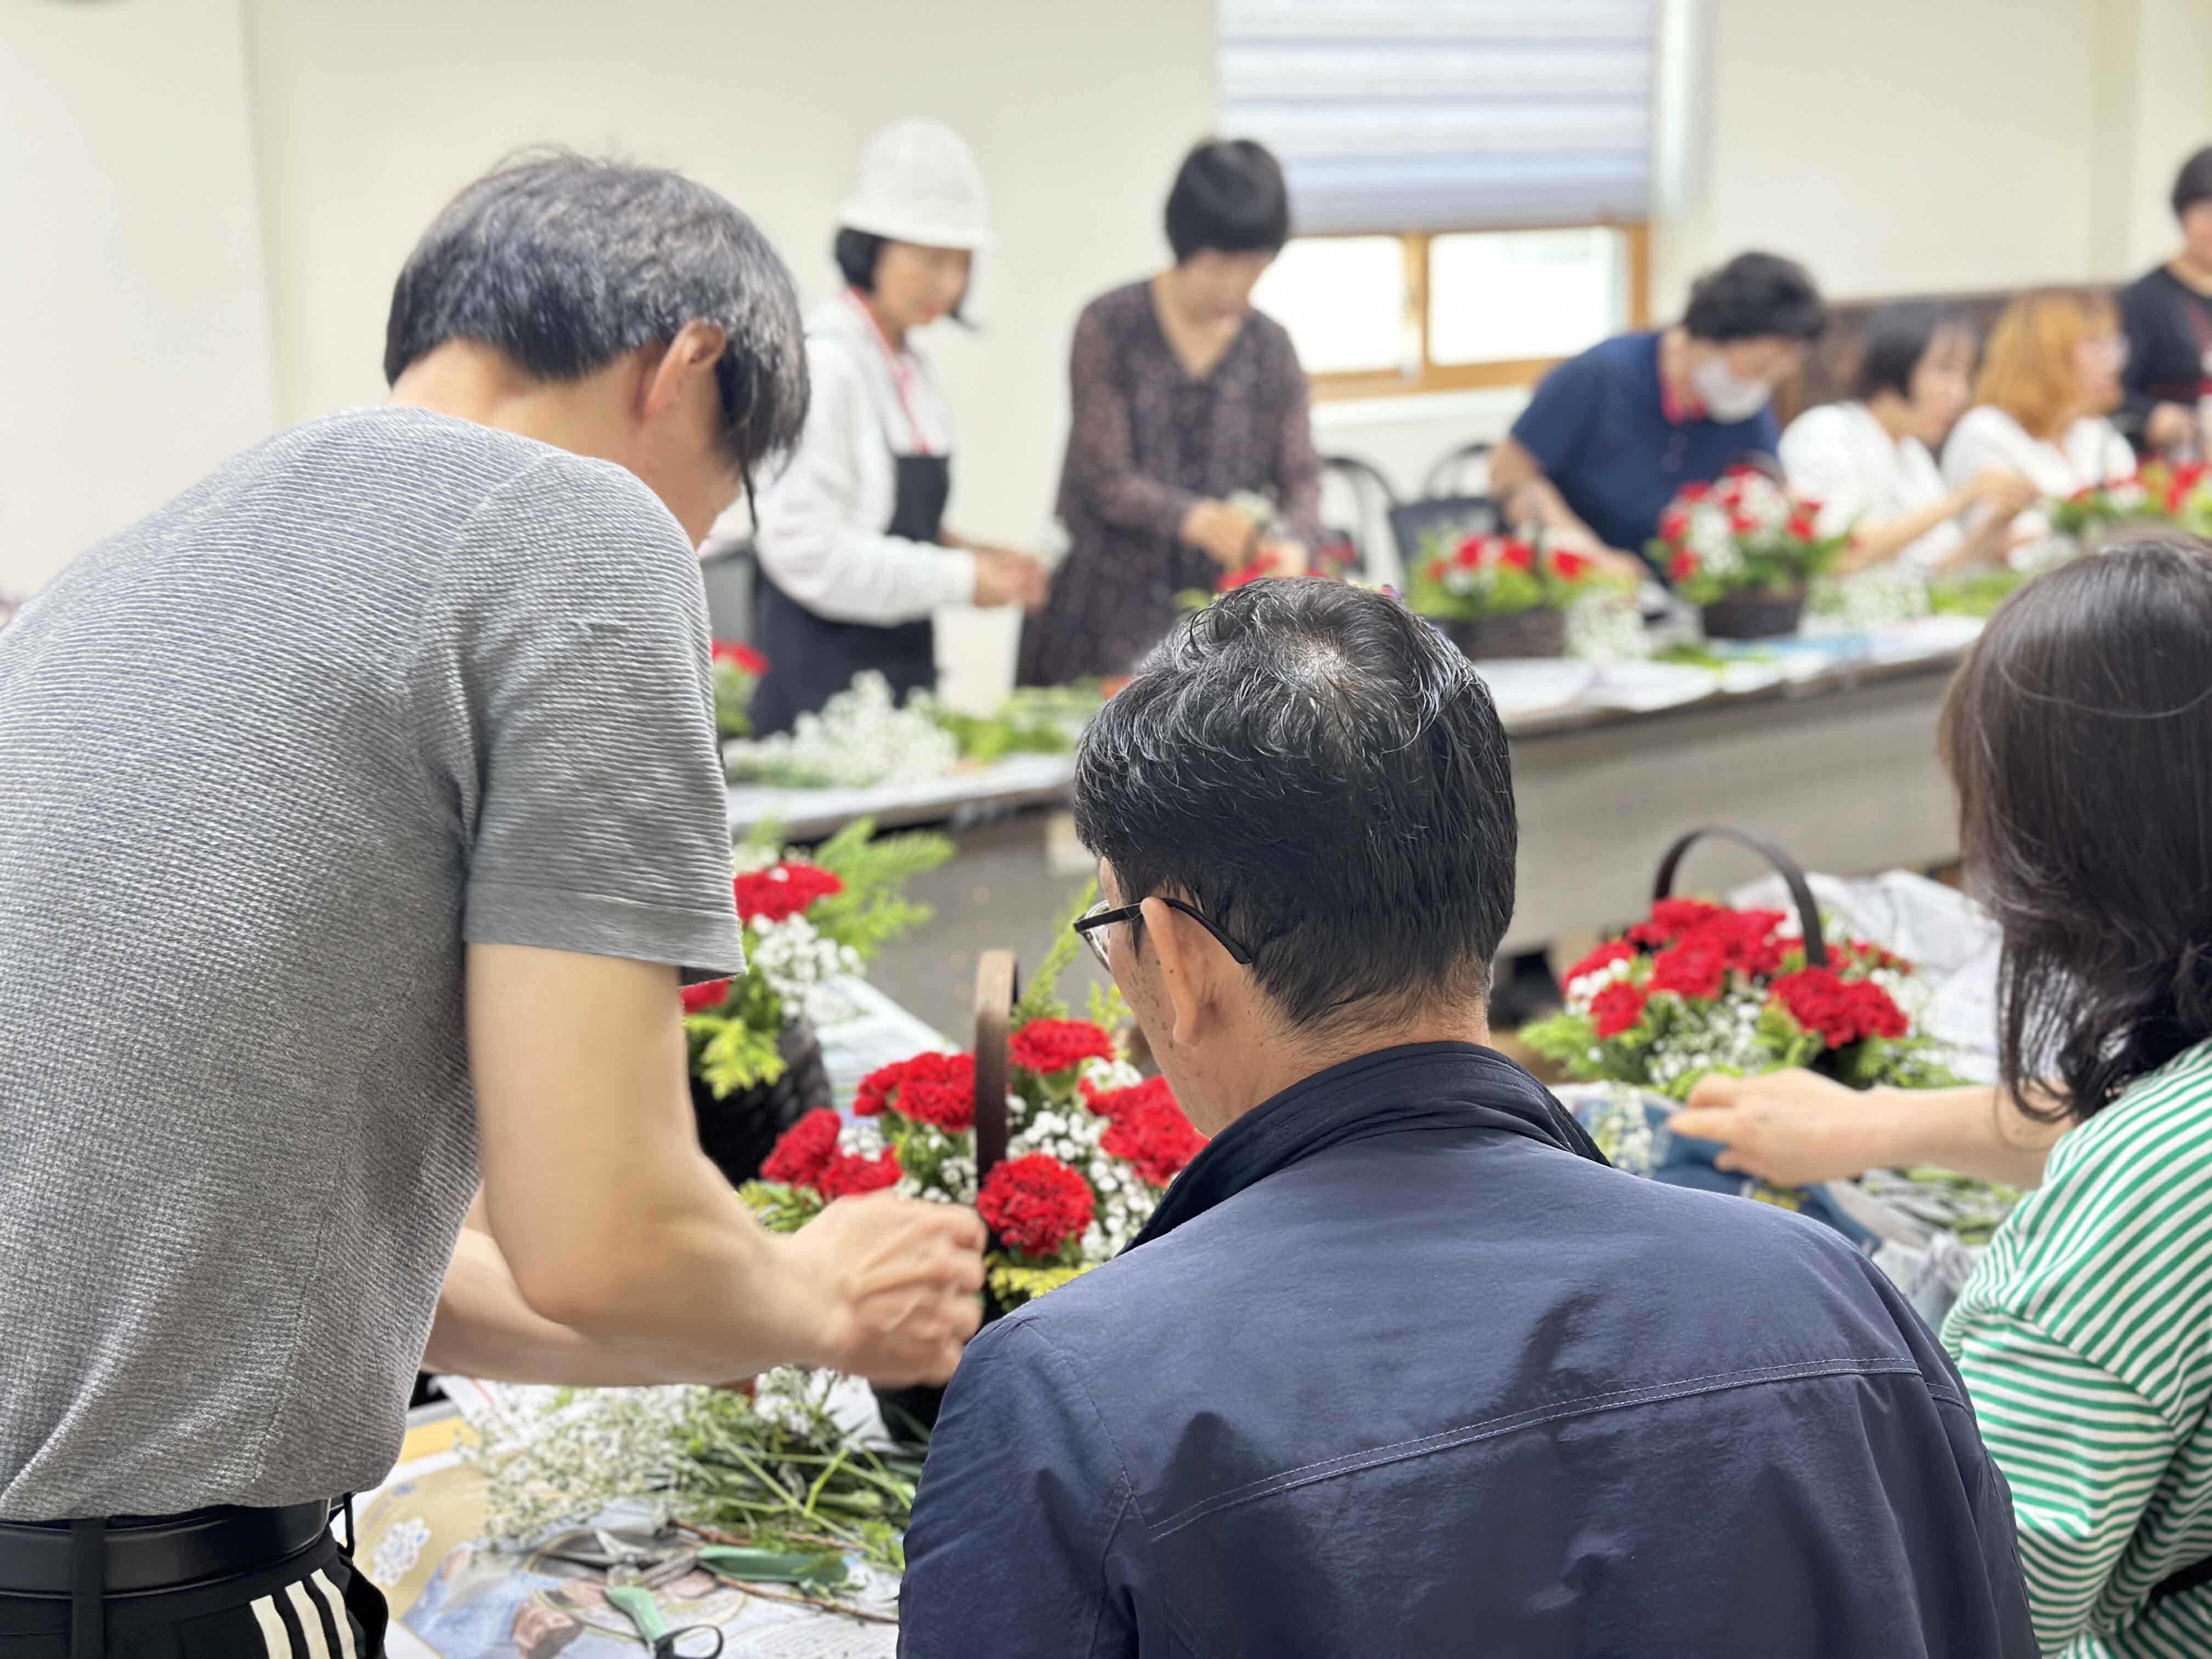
[899,1043,2034,1658]
[1510,330,1781,566]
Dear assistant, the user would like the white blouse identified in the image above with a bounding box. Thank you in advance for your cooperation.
[751,292,975,627]
[1940,407,2135,534]
[1779,402,1962,570]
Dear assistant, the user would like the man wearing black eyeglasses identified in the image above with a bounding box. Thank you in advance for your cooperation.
[900,578,2034,1656]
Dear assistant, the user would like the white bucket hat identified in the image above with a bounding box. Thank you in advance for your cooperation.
[837,118,994,251]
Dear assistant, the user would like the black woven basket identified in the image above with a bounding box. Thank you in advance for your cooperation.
[1700,587,1807,640]
[1446,606,1568,659]
[872,951,1018,1446]
[691,1018,833,1189]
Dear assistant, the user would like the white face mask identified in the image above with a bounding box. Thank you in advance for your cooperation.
[1690,355,1773,421]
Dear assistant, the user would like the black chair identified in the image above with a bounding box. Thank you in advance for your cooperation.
[1317,454,1400,582]
[1385,494,1506,586]
[698,536,757,644]
[1421,439,1496,501]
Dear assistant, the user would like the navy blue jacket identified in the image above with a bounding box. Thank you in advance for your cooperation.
[900,1044,2035,1657]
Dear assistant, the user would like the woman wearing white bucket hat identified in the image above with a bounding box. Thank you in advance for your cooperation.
[751,118,1046,732]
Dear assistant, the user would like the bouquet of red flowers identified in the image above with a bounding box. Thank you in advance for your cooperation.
[1523,897,1955,1098]
[741,948,1204,1309]
[712,639,769,740]
[1649,467,1842,605]
[1408,529,1613,623]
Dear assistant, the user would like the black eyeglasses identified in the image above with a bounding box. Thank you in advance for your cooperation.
[1071,896,1254,970]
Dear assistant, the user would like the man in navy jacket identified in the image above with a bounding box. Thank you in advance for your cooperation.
[900,580,2035,1657]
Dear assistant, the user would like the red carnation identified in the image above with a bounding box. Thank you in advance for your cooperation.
[1772,967,1910,1048]
[1082,1074,1178,1121]
[1677,907,1788,976]
[1658,507,1690,543]
[1102,1096,1207,1187]
[681,978,732,1015]
[1590,981,1648,1040]
[1010,1019,1116,1076]
[1454,534,1486,569]
[818,1146,902,1198]
[1217,553,1280,592]
[1498,539,1536,573]
[1649,943,1726,1001]
[1669,550,1700,583]
[1550,548,1594,583]
[712,639,769,676]
[853,1051,976,1130]
[760,1109,841,1189]
[1563,940,1635,986]
[1788,507,1818,538]
[734,861,845,924]
[1680,482,1712,502]
[977,1154,1095,1256]
[1628,898,1722,947]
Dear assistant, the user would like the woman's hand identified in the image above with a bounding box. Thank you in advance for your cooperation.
[2147,402,2199,453]
[1671,1070,1895,1187]
[1181,499,1261,567]
[972,547,1049,610]
[1966,470,2039,520]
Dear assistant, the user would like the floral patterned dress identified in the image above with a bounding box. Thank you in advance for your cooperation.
[1017,280,1324,686]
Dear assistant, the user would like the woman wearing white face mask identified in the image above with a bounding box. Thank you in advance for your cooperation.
[749,119,1046,733]
[1490,252,1826,582]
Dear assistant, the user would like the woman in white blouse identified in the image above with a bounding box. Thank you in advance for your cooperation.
[1781,304,2034,571]
[749,119,1046,732]
[1941,290,2136,535]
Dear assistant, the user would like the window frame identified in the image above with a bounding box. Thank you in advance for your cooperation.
[1296,222,1652,403]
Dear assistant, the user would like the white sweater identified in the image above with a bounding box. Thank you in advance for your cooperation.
[1779,402,1962,570]
[751,293,977,625]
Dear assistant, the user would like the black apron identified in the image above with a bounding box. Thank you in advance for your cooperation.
[751,452,950,735]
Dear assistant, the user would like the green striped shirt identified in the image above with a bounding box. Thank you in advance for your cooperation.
[1945,1038,2212,1658]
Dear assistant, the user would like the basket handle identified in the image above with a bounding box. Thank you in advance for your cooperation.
[1652,826,1829,968]
[972,950,1019,1181]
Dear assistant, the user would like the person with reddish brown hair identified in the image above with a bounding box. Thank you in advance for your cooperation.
[1941,289,2135,527]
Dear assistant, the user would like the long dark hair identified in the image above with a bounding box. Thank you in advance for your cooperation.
[1941,539,2212,1119]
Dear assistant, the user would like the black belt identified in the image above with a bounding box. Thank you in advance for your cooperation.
[0,1501,330,1599]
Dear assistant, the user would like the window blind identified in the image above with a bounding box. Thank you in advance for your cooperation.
[1218,0,1656,236]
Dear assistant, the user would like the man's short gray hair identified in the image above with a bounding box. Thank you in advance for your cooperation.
[383,150,809,473]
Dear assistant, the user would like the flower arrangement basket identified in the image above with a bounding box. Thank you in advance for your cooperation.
[737,902,1209,1446]
[689,1017,833,1190]
[1448,606,1570,660]
[868,949,1019,1443]
[1523,823,1960,1100]
[1699,588,1808,641]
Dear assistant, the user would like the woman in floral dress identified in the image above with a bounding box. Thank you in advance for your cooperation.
[1017,139,1323,685]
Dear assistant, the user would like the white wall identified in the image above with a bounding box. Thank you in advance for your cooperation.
[0,0,277,597]
[238,0,1216,704]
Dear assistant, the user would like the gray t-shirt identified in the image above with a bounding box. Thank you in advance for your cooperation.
[0,407,746,1518]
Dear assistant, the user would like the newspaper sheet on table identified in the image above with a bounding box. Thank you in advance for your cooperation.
[358,1380,899,1659]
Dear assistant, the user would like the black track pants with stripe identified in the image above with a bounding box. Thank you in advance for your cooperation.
[0,1532,386,1658]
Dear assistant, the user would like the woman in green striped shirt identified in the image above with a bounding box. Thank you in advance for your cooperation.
[1677,539,2212,1658]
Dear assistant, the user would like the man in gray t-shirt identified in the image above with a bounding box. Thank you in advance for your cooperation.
[0,156,983,1652]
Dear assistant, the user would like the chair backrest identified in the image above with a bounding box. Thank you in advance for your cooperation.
[698,539,757,644]
[1318,453,1401,585]
[1422,439,1496,501]
[1385,495,1507,588]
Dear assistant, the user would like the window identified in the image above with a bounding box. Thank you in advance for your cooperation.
[1222,0,1657,399]
[1255,224,1649,399]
